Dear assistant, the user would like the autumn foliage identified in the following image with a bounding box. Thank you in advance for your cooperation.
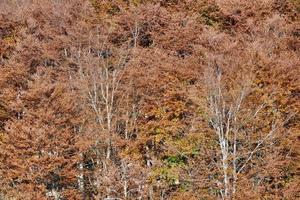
[0,0,299,199]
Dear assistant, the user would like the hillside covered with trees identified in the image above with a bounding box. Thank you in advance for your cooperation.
[0,0,299,199]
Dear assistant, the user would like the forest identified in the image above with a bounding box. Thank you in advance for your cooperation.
[0,0,299,199]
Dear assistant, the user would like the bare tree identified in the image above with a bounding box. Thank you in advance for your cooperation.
[204,64,292,199]
[76,31,130,159]
[130,21,140,48]
[72,27,149,199]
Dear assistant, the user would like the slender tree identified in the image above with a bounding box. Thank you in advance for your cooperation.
[204,64,292,199]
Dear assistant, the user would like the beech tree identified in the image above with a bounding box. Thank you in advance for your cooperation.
[0,0,299,199]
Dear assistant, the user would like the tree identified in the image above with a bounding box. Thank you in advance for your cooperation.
[71,28,149,198]
[203,63,292,199]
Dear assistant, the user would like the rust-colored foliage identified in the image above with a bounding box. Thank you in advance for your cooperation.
[0,0,299,199]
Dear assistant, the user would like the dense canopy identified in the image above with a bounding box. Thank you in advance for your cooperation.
[0,0,299,199]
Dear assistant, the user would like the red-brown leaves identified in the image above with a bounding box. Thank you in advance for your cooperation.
[0,0,299,199]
